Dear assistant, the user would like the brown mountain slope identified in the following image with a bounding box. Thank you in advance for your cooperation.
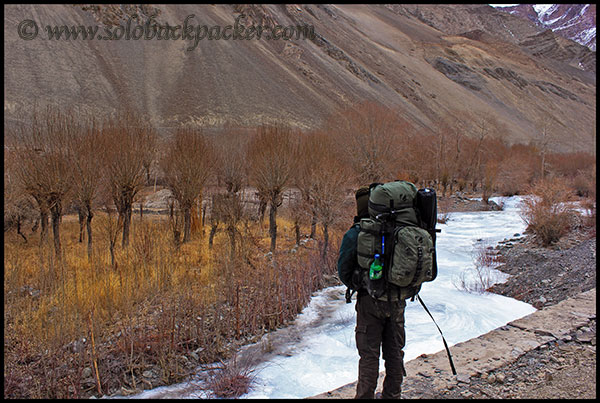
[4,4,596,152]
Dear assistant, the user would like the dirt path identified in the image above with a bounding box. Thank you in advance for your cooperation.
[428,328,596,399]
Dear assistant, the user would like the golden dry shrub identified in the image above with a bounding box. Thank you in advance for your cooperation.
[519,178,574,246]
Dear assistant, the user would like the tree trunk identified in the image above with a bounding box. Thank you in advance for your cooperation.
[16,216,27,243]
[173,229,181,250]
[145,164,151,185]
[310,211,317,239]
[258,199,267,223]
[40,209,49,246]
[541,151,546,180]
[208,223,218,249]
[183,206,191,243]
[109,241,116,269]
[31,218,39,233]
[86,205,93,260]
[269,200,278,252]
[51,203,62,260]
[321,223,329,262]
[294,219,301,246]
[121,205,132,248]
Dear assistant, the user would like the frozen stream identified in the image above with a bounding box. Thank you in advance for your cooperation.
[126,196,537,399]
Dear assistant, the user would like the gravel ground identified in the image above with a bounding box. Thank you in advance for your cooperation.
[406,206,596,399]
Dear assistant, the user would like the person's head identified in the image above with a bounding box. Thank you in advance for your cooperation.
[355,186,370,219]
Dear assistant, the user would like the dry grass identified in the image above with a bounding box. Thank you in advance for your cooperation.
[4,211,343,399]
[453,240,503,294]
[206,353,257,398]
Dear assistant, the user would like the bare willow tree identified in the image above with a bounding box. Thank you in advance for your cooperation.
[72,118,103,259]
[160,127,214,243]
[433,114,464,195]
[247,125,298,252]
[10,107,76,258]
[303,131,349,260]
[101,112,156,248]
[294,131,321,239]
[533,118,558,181]
[327,101,405,185]
[457,112,505,192]
[4,149,37,242]
[101,203,122,269]
[213,127,249,258]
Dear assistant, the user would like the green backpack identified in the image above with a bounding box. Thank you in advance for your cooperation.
[357,180,439,300]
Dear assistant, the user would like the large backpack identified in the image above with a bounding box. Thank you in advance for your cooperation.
[356,180,439,300]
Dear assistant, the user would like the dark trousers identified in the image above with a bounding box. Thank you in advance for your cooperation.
[354,292,406,399]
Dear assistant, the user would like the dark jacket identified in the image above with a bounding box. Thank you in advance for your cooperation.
[337,216,363,290]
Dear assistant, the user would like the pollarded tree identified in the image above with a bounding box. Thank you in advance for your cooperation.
[160,127,214,243]
[72,118,103,259]
[294,131,321,239]
[433,114,464,196]
[213,127,249,257]
[480,136,509,204]
[10,106,76,259]
[4,149,37,242]
[456,111,504,192]
[327,101,405,185]
[303,131,349,260]
[101,112,156,248]
[247,125,299,252]
[214,126,248,195]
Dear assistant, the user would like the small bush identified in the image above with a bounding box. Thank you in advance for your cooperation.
[206,353,256,398]
[453,241,502,294]
[519,178,573,247]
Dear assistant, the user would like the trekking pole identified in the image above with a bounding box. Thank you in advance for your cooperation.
[416,295,457,375]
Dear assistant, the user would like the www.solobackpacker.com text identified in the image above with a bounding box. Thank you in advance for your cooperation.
[17,14,316,51]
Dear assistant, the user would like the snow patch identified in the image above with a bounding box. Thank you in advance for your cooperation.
[533,4,558,23]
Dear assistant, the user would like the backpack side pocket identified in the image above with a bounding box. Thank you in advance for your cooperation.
[357,218,382,270]
[389,226,434,287]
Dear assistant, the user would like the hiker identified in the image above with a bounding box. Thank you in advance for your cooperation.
[337,185,406,399]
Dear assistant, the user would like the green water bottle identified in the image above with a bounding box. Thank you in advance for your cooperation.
[369,253,383,280]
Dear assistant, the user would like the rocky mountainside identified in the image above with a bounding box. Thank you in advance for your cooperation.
[494,4,596,51]
[4,4,596,152]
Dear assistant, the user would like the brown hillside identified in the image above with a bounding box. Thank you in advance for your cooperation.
[4,4,596,152]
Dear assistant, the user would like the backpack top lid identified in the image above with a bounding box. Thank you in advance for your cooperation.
[368,180,419,226]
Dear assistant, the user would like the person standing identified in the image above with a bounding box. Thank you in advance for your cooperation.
[337,186,406,399]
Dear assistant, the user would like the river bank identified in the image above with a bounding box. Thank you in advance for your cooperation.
[312,197,596,399]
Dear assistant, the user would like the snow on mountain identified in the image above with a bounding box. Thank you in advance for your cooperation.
[494,4,596,51]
